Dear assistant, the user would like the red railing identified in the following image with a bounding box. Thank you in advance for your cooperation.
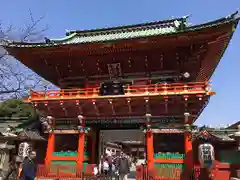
[36,164,233,180]
[136,165,221,180]
[36,164,95,179]
[136,165,184,180]
[28,82,212,101]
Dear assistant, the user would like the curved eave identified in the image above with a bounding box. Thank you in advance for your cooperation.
[196,17,239,81]
[1,13,239,48]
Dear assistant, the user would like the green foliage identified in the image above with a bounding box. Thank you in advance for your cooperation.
[0,99,38,120]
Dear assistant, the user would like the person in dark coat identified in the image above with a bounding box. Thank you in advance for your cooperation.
[20,151,37,180]
[116,153,130,180]
[4,155,20,180]
[106,151,113,176]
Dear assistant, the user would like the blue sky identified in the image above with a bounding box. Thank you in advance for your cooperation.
[0,0,240,126]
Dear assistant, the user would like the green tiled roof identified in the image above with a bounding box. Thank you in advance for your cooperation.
[61,26,176,44]
[1,12,239,48]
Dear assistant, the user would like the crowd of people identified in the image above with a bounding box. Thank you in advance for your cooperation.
[96,150,133,180]
[4,149,135,180]
[4,151,37,180]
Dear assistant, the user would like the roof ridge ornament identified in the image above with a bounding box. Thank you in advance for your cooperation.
[183,15,190,19]
[226,10,239,20]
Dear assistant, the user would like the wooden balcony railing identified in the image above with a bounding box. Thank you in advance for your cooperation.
[28,82,213,102]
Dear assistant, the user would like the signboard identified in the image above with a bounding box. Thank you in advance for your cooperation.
[55,119,78,130]
[54,117,183,129]
[151,129,183,134]
[86,117,182,125]
[53,130,79,134]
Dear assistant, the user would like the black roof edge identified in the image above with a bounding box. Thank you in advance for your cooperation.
[65,10,239,36]
[65,16,188,36]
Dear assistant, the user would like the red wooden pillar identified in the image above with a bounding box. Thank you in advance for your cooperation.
[45,133,55,165]
[184,131,193,168]
[146,131,154,169]
[77,115,85,168]
[45,116,55,165]
[77,133,85,167]
[90,131,96,163]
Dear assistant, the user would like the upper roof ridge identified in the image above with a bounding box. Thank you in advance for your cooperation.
[65,16,188,36]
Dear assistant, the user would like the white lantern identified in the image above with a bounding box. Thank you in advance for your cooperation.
[198,143,215,169]
[18,142,32,158]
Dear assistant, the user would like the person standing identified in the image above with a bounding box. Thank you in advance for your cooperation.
[117,154,130,180]
[103,157,109,176]
[19,151,37,180]
[106,151,113,176]
[4,155,20,180]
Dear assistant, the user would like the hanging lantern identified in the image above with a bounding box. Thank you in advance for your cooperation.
[198,143,215,169]
[18,142,32,159]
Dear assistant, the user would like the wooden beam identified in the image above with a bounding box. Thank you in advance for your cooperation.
[164,98,168,114]
[145,99,150,114]
[53,130,79,134]
[154,158,184,164]
[127,99,132,114]
[109,100,116,115]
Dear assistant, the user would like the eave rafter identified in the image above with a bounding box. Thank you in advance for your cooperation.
[75,100,83,114]
[60,101,68,117]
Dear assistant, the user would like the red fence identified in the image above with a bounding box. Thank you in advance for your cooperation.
[36,164,233,180]
[36,164,95,179]
[136,165,231,180]
[136,165,185,180]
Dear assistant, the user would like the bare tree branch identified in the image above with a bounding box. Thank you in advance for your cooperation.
[0,11,54,100]
[20,9,49,42]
